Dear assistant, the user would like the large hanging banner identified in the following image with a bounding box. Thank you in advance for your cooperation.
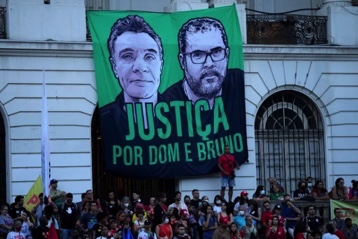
[330,200,358,225]
[87,5,248,178]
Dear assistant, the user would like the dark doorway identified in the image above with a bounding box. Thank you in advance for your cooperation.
[91,107,176,203]
[0,113,6,204]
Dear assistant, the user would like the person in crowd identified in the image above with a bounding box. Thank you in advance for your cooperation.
[77,200,98,237]
[115,210,127,232]
[76,192,87,217]
[213,217,230,239]
[32,193,44,227]
[198,196,210,215]
[312,180,329,200]
[260,201,272,235]
[153,192,167,231]
[60,192,78,239]
[328,221,344,239]
[183,196,191,208]
[302,205,323,235]
[155,217,173,239]
[331,178,348,200]
[168,208,180,234]
[173,223,190,239]
[32,216,49,239]
[267,177,284,193]
[198,204,217,239]
[342,217,358,239]
[269,184,284,201]
[9,196,28,220]
[252,186,269,201]
[187,205,199,239]
[49,179,63,209]
[293,222,307,239]
[0,204,14,238]
[80,201,92,218]
[95,224,113,239]
[306,177,314,195]
[233,191,249,216]
[350,180,358,199]
[133,208,147,236]
[269,204,285,229]
[281,194,301,238]
[212,195,223,216]
[108,219,119,238]
[178,209,190,234]
[190,190,201,211]
[247,200,261,228]
[322,223,339,239]
[92,212,109,239]
[168,192,188,212]
[229,222,242,239]
[132,191,143,212]
[293,180,310,200]
[106,191,120,220]
[240,215,258,239]
[120,196,133,216]
[146,197,156,223]
[233,205,246,230]
[218,145,240,203]
[6,220,25,239]
[44,204,59,236]
[331,208,345,230]
[265,215,285,239]
[138,220,157,239]
[217,200,233,225]
[19,211,33,239]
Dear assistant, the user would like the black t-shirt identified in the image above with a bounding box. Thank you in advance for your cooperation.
[9,205,28,219]
[60,202,77,229]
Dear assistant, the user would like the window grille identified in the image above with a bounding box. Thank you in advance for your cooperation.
[255,90,325,196]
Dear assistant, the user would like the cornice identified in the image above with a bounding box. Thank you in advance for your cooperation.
[0,40,357,61]
[243,44,358,61]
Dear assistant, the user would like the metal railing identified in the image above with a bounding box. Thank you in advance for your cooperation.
[247,14,328,45]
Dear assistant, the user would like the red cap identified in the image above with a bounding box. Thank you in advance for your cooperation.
[240,191,248,196]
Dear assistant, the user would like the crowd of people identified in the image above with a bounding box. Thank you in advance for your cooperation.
[0,177,357,239]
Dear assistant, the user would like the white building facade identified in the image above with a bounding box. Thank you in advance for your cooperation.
[1,0,358,203]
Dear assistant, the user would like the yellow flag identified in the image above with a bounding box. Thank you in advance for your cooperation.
[24,175,43,212]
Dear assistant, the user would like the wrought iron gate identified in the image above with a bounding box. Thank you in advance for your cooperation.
[255,91,325,196]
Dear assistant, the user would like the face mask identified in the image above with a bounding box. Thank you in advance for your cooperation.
[216,200,221,204]
[164,218,169,224]
[124,203,129,207]
[239,211,245,216]
[307,183,313,187]
[301,186,306,189]
[260,190,265,195]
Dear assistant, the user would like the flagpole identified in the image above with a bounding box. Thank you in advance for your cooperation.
[41,68,50,199]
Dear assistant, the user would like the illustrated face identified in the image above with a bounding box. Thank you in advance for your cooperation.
[111,32,162,100]
[180,27,228,99]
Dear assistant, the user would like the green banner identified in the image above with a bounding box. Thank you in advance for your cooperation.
[330,199,358,225]
[87,5,248,178]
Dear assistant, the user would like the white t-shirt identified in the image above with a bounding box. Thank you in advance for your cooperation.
[322,233,339,239]
[6,231,26,239]
[137,230,157,239]
[213,205,222,215]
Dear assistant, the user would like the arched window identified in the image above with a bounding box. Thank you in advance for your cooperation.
[255,90,325,195]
